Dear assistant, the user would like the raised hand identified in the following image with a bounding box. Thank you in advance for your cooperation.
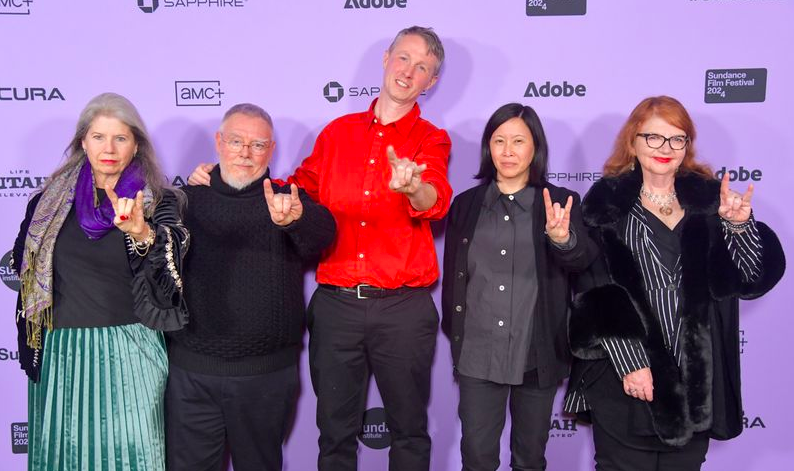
[387,145,427,194]
[264,179,303,226]
[543,188,573,244]
[106,185,149,241]
[623,367,654,402]
[187,163,215,186]
[718,172,753,224]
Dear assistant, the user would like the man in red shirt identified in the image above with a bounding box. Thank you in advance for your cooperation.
[189,26,450,471]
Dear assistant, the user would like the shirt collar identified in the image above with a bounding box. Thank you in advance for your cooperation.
[483,181,535,211]
[365,98,421,137]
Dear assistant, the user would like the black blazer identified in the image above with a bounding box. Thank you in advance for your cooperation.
[441,182,598,388]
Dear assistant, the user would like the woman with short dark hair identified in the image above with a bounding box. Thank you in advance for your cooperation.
[442,103,598,470]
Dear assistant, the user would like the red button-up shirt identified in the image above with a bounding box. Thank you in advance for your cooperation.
[289,99,452,288]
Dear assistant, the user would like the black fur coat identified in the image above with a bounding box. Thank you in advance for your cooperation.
[567,168,785,446]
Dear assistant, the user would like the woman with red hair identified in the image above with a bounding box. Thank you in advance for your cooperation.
[564,96,784,470]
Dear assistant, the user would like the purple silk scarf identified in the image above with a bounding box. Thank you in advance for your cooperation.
[74,158,145,239]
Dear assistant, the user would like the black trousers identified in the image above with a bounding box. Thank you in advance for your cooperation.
[165,362,298,471]
[308,286,439,471]
[592,416,710,471]
[458,371,556,471]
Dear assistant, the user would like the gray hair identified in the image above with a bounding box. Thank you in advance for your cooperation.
[220,103,274,131]
[44,92,181,214]
[388,26,445,75]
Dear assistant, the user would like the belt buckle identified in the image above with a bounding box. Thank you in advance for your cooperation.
[356,284,370,300]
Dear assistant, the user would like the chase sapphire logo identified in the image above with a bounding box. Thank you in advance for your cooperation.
[358,407,390,449]
[175,81,224,106]
[138,0,158,12]
[0,0,32,15]
[323,81,344,103]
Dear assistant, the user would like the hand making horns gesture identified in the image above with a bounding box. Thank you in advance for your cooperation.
[106,185,150,241]
[388,145,427,194]
[543,188,573,245]
[718,172,754,224]
[264,178,303,226]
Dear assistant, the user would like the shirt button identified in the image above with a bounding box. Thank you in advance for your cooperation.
[360,221,366,227]
[457,271,464,279]
[462,238,469,245]
[667,282,676,291]
[504,215,510,221]
[358,253,364,259]
[453,335,460,342]
[500,249,506,255]
[498,320,504,327]
[369,159,375,164]
[364,190,370,196]
[378,131,383,137]
[455,305,463,312]
[508,195,515,201]
[499,285,505,291]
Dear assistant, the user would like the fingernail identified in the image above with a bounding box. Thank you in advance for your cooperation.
[120,215,129,221]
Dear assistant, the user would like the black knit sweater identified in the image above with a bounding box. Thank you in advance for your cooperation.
[168,167,336,375]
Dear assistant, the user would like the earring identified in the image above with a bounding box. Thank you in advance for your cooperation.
[630,160,635,171]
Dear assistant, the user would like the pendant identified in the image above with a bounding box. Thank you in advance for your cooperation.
[660,205,673,216]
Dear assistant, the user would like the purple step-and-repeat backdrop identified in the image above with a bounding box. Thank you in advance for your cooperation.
[1,1,792,469]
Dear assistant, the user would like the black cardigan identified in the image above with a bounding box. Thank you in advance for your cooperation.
[441,182,599,388]
[566,168,785,446]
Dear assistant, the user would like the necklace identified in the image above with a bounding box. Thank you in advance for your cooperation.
[640,185,677,216]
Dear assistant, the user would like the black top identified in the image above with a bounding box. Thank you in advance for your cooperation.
[169,167,336,376]
[53,189,138,328]
[442,182,599,389]
[458,182,538,384]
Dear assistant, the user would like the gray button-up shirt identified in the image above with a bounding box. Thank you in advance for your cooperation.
[457,182,538,385]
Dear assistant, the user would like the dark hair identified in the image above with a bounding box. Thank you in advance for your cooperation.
[475,103,549,186]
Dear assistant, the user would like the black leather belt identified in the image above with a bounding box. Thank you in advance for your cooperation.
[319,284,418,300]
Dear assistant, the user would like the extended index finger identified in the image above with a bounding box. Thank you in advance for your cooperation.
[263,178,276,206]
[104,184,120,207]
[542,188,554,218]
[720,172,731,199]
[387,145,399,166]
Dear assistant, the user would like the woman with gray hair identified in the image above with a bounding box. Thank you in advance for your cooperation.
[11,92,189,471]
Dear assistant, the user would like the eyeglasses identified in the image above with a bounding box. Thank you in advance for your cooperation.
[636,133,689,151]
[220,133,273,155]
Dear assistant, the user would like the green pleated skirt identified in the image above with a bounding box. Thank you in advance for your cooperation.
[27,323,168,471]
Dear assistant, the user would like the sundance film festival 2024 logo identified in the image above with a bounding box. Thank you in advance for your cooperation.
[526,0,586,16]
[175,81,224,106]
[705,68,766,103]
[137,0,246,13]
[12,423,27,454]
[0,0,32,15]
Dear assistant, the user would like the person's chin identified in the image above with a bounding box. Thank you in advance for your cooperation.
[223,172,257,190]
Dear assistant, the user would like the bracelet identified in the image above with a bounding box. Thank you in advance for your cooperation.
[128,224,156,257]
[722,218,751,233]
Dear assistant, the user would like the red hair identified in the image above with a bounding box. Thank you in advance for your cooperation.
[603,96,712,178]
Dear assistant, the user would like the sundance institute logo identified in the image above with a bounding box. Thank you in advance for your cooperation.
[323,81,344,103]
[1,251,20,292]
[358,407,390,449]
